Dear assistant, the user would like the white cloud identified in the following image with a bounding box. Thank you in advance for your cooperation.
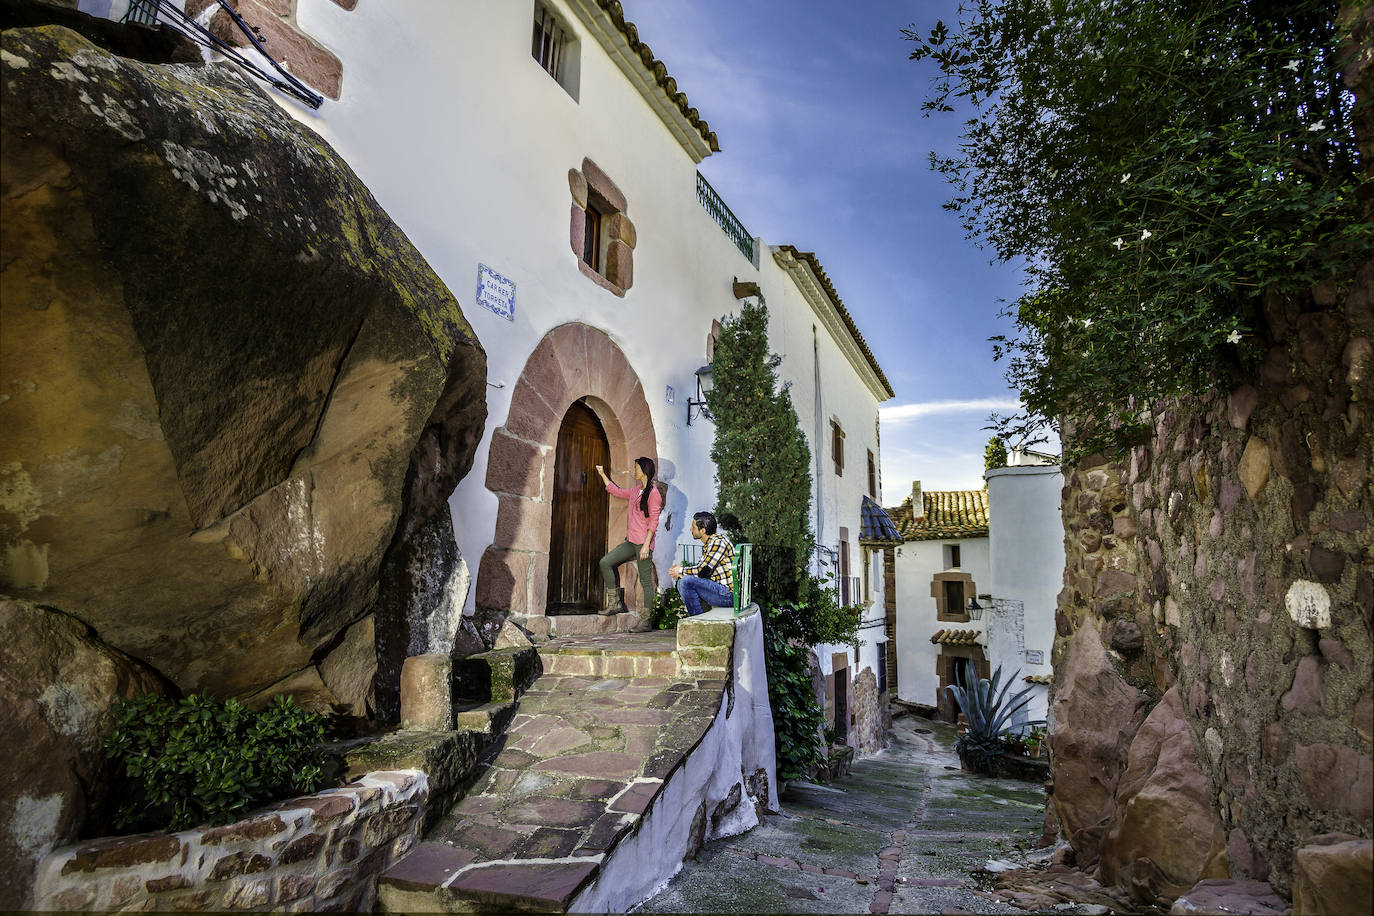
[880,398,1022,424]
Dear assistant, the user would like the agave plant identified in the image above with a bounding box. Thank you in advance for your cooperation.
[945,660,1045,775]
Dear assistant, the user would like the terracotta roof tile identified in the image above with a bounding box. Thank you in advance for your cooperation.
[1023,674,1053,684]
[886,489,989,541]
[930,629,981,645]
[598,1,720,153]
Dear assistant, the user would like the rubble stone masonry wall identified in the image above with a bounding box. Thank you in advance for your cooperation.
[31,771,425,912]
[1052,268,1374,903]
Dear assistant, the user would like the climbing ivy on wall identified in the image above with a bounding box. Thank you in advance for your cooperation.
[906,0,1372,459]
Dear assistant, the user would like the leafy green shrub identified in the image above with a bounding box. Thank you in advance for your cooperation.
[764,630,823,781]
[907,0,1371,459]
[768,574,862,648]
[104,692,325,832]
[945,662,1042,776]
[984,436,1007,472]
[650,586,688,629]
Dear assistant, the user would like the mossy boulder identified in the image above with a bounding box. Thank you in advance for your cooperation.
[0,23,485,703]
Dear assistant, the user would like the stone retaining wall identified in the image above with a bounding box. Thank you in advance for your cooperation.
[32,771,426,912]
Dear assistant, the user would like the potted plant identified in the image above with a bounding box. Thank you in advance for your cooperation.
[1026,725,1047,759]
[945,661,1045,776]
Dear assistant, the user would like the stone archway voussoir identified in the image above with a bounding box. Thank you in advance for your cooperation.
[504,378,561,444]
[484,429,546,498]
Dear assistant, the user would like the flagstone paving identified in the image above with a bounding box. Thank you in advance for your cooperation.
[378,629,732,912]
[636,713,1056,915]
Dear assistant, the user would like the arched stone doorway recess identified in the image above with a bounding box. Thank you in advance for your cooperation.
[478,323,657,639]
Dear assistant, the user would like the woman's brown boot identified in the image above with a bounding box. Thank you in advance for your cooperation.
[601,587,625,615]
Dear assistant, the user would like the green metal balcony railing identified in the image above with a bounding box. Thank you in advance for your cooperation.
[696,171,756,264]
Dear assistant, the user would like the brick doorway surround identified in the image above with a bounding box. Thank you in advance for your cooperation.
[477,323,657,638]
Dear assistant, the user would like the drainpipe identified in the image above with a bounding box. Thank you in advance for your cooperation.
[813,325,824,576]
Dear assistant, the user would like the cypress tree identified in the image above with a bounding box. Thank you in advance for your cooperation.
[705,300,813,605]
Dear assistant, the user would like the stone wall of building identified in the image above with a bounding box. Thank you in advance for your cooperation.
[1051,266,1374,906]
[32,771,425,912]
[851,667,891,756]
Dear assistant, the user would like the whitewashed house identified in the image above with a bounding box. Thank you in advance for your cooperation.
[887,457,1063,724]
[89,1,901,738]
[887,482,992,716]
[984,459,1065,723]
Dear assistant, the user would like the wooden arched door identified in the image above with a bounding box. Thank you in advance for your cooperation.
[547,400,610,614]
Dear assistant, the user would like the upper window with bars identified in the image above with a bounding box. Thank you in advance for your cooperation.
[532,2,580,99]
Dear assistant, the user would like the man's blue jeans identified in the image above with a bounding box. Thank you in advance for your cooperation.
[676,575,734,615]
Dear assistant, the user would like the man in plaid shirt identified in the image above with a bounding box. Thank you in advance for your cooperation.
[669,511,735,615]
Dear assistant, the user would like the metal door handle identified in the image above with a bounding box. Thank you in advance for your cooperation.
[581,471,588,486]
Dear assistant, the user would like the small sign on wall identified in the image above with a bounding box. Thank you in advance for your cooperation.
[665,385,675,405]
[476,263,516,321]
[1025,649,1044,665]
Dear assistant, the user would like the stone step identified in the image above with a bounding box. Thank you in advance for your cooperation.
[451,700,517,736]
[378,614,757,914]
[452,645,540,705]
[537,630,680,679]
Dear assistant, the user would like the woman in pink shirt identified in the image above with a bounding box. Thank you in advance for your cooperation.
[594,457,662,615]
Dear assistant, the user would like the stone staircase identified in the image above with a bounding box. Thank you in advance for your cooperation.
[376,613,742,913]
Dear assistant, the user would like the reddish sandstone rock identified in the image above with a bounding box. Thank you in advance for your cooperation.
[1292,833,1372,916]
[1097,688,1229,906]
[1049,621,1151,868]
[1168,878,1289,915]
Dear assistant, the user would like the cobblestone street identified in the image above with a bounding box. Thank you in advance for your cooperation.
[637,712,1050,915]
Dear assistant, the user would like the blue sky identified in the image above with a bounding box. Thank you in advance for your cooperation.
[619,1,1051,502]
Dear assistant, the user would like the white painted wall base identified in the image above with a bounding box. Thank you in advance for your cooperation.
[570,607,778,912]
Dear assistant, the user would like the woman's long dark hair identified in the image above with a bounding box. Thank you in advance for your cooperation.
[635,456,656,517]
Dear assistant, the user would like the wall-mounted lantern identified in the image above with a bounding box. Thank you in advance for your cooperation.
[966,597,984,621]
[686,363,714,425]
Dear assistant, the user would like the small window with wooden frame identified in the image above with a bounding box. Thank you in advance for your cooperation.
[831,420,845,476]
[931,570,975,622]
[568,158,635,296]
[867,449,876,498]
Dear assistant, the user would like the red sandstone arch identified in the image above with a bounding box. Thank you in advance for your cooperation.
[477,323,657,636]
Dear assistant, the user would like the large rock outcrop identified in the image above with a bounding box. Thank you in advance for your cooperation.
[1047,618,1150,869]
[0,22,485,701]
[1097,688,1228,904]
[0,598,168,909]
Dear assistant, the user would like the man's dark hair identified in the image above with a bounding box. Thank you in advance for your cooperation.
[692,511,717,535]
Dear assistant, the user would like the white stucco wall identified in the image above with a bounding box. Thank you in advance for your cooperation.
[257,0,892,622]
[892,535,990,706]
[985,465,1065,722]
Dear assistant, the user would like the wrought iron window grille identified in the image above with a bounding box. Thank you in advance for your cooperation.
[121,0,323,109]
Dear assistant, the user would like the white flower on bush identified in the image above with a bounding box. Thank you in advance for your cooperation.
[1226,330,1242,344]
[1113,237,1125,250]
[1309,120,1326,132]
[1140,228,1153,240]
[1284,59,1300,71]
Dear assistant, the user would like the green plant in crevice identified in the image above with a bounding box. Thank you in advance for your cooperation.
[103,692,325,832]
[945,661,1043,776]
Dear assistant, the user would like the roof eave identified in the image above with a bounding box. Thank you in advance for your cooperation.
[772,246,895,402]
[565,0,720,164]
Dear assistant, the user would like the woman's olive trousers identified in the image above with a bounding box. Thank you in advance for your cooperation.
[599,539,654,605]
